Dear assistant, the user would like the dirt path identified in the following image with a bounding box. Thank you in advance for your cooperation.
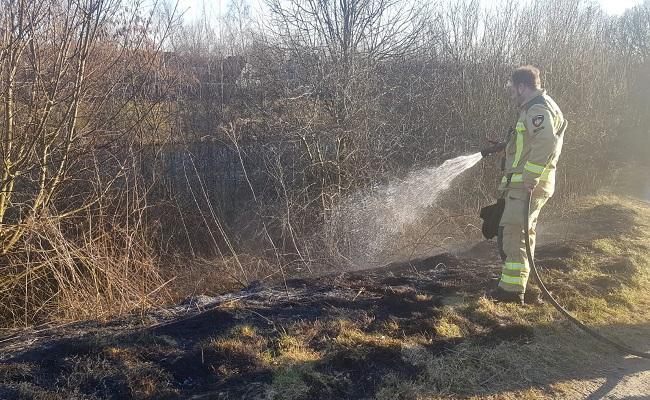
[553,355,650,399]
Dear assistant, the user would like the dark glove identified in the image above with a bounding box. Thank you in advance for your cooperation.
[480,198,505,239]
[480,140,506,157]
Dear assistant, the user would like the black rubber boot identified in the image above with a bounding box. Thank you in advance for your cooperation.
[524,286,545,305]
[487,287,525,306]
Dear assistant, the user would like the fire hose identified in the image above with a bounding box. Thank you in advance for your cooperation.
[523,191,650,359]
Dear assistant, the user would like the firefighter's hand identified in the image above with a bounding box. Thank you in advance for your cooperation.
[486,139,505,149]
[481,140,506,157]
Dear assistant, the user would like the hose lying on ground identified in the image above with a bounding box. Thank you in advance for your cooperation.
[524,192,650,359]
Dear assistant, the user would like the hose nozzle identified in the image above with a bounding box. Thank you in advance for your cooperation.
[481,141,506,157]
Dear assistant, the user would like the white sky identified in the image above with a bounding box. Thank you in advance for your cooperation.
[597,0,647,14]
[172,0,646,22]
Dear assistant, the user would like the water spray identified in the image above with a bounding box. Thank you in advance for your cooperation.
[328,152,484,267]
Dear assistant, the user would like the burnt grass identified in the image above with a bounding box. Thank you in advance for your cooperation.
[0,252,539,400]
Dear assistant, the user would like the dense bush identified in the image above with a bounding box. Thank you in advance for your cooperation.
[1,0,648,325]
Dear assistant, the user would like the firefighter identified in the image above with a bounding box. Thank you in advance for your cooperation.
[489,65,567,305]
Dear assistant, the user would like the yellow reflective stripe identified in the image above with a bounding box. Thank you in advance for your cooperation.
[524,161,545,174]
[540,168,551,181]
[501,174,523,184]
[515,121,526,133]
[512,131,524,168]
[505,262,527,271]
[500,274,523,285]
[551,111,563,131]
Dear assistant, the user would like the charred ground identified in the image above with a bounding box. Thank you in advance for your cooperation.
[0,195,649,400]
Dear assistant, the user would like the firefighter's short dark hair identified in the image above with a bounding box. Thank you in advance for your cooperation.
[510,65,541,89]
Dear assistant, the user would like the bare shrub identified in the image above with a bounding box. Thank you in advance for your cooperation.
[0,0,176,326]
[0,209,167,326]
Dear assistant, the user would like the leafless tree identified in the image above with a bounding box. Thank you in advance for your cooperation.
[0,0,177,325]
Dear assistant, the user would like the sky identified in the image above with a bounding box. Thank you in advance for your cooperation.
[597,0,647,14]
[172,0,647,22]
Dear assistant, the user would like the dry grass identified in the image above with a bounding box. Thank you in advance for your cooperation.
[262,195,650,399]
[374,195,650,399]
[0,213,169,328]
[1,194,647,400]
[163,253,281,301]
[534,195,650,324]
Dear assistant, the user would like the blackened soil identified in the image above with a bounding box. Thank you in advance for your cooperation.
[312,345,421,399]
[0,252,522,400]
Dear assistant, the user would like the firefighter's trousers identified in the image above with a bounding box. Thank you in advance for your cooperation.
[497,189,549,294]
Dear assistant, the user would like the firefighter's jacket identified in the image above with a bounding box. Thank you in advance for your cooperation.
[499,89,566,196]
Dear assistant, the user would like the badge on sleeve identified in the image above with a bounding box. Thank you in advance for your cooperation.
[532,115,544,127]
